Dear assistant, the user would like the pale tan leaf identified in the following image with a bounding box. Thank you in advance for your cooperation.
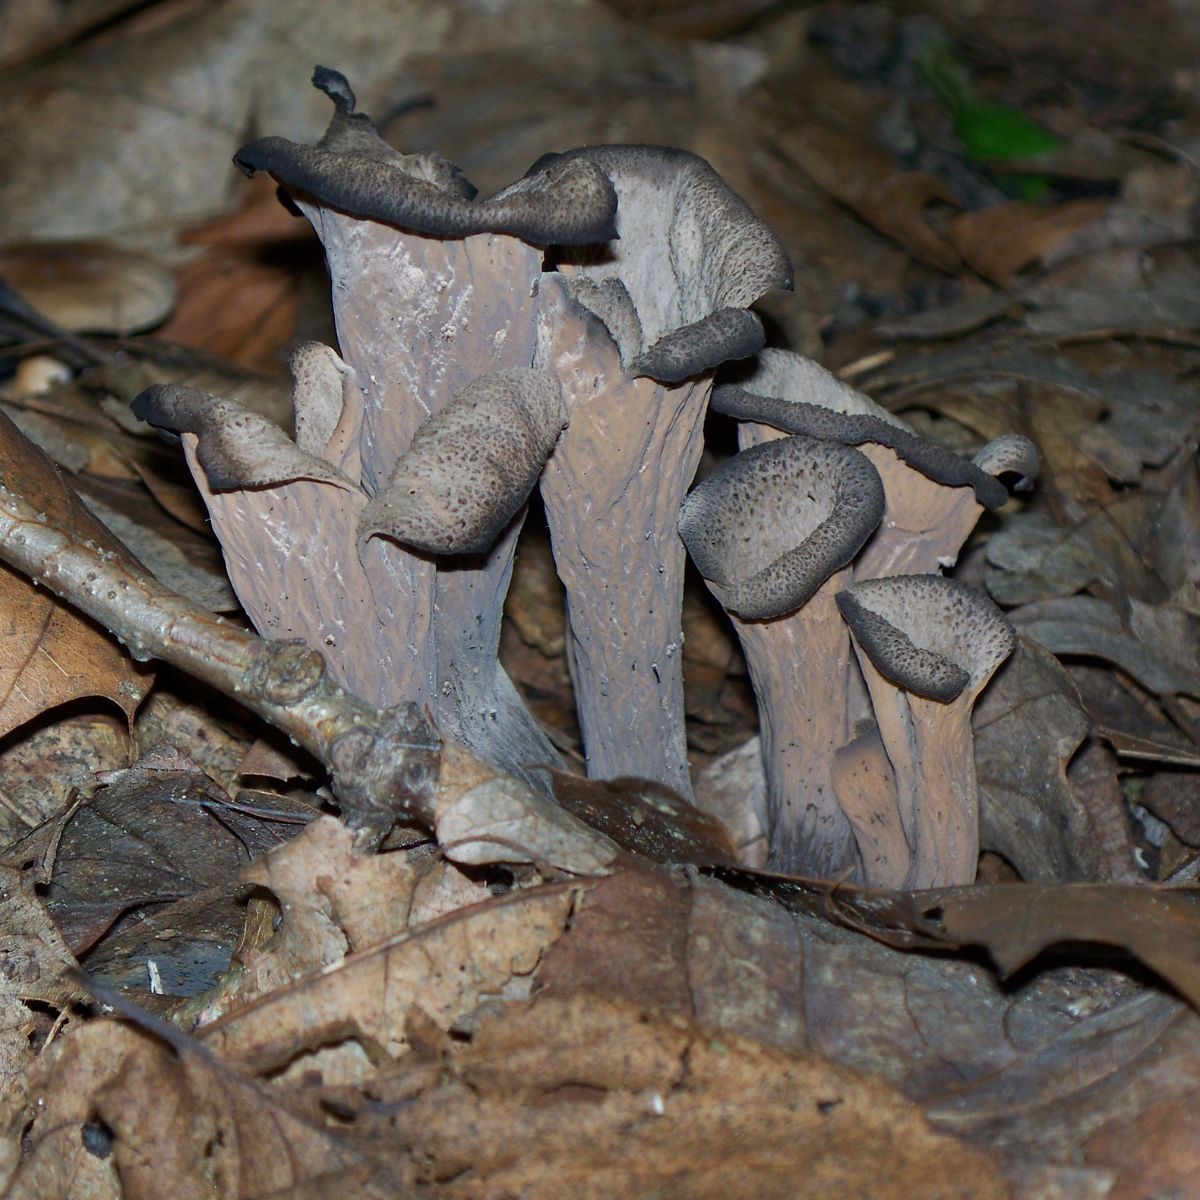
[199,881,581,1071]
[435,742,618,873]
[0,864,79,1008]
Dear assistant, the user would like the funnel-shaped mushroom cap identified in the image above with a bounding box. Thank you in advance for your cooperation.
[972,432,1040,492]
[359,369,567,556]
[531,145,792,382]
[235,67,618,246]
[678,436,883,621]
[132,384,353,493]
[836,576,1015,702]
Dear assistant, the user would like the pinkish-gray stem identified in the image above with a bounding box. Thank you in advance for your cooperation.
[301,207,561,779]
[733,578,858,877]
[538,278,705,797]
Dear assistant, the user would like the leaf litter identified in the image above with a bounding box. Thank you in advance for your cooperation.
[0,0,1199,1196]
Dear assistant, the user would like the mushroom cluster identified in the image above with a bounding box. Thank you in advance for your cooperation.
[681,351,1035,882]
[134,68,1035,886]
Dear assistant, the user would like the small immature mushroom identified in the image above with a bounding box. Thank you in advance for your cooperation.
[679,435,884,876]
[135,360,569,786]
[222,68,621,782]
[836,575,1015,888]
[535,146,792,799]
[131,350,440,706]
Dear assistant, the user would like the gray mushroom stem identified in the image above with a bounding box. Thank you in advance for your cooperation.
[679,434,884,878]
[220,68,623,785]
[533,146,791,800]
[736,570,858,874]
[298,208,561,782]
[837,575,1015,888]
[536,276,706,798]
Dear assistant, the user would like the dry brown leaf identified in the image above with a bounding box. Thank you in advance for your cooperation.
[226,816,355,1002]
[0,708,128,845]
[0,995,38,1129]
[152,176,322,372]
[596,0,780,36]
[1023,245,1200,337]
[823,883,1200,1009]
[950,200,1110,288]
[924,989,1200,1197]
[0,862,79,1007]
[986,494,1167,606]
[0,242,176,335]
[1143,770,1200,846]
[762,114,961,272]
[131,688,250,795]
[385,992,1007,1199]
[0,410,151,738]
[3,1019,410,1200]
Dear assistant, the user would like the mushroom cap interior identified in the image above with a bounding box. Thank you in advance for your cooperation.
[972,431,1040,491]
[678,435,883,620]
[711,349,1044,510]
[836,575,1016,701]
[536,145,792,349]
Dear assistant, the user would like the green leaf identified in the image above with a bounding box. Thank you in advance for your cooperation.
[953,100,1062,163]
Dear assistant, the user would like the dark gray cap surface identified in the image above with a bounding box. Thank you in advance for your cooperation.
[836,575,1016,701]
[678,435,884,620]
[235,68,618,246]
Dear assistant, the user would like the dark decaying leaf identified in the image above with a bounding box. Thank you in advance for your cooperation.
[1013,596,1200,699]
[549,769,740,868]
[972,640,1099,882]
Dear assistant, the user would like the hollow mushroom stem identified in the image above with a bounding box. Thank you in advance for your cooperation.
[679,435,884,877]
[836,575,1015,888]
[532,146,791,799]
[736,573,858,874]
[536,277,707,798]
[221,67,621,783]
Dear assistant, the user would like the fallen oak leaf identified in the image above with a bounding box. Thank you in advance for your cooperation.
[3,975,415,1200]
[382,991,1007,1200]
[759,112,961,272]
